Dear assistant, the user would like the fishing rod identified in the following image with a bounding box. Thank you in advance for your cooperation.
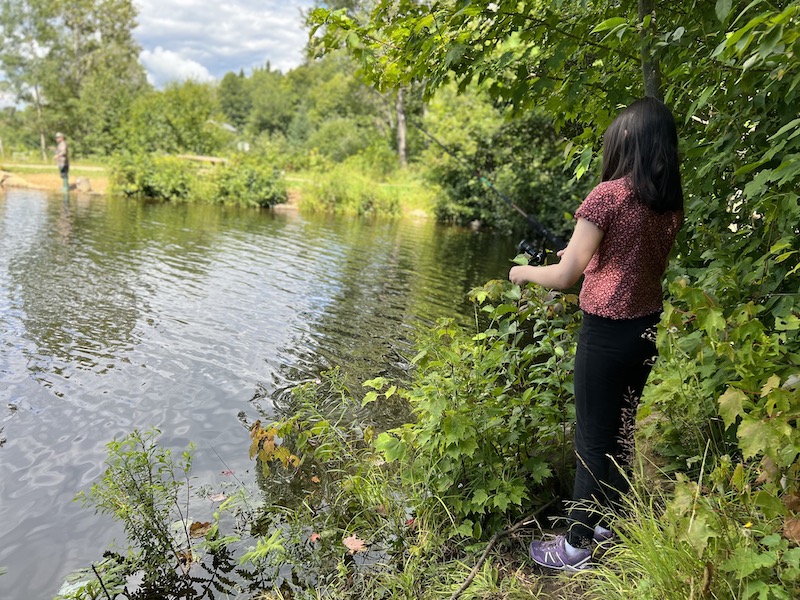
[414,123,567,264]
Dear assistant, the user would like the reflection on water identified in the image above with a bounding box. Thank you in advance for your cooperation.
[0,189,515,597]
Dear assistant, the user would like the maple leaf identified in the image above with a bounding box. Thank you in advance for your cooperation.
[189,521,212,538]
[342,534,367,554]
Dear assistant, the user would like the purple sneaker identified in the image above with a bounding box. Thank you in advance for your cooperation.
[529,535,591,571]
[592,525,615,558]
[593,525,614,544]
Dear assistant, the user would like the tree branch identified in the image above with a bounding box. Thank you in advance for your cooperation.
[449,497,558,600]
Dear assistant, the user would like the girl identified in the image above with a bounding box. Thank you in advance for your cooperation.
[509,97,684,570]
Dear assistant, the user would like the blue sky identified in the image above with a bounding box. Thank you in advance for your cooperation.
[134,0,316,87]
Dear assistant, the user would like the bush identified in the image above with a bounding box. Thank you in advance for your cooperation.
[301,162,401,216]
[213,154,287,207]
[370,280,581,533]
[110,153,198,202]
[111,152,289,207]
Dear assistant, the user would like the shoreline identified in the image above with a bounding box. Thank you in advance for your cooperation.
[0,167,109,194]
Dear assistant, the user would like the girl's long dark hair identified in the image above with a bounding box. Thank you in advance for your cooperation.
[601,97,683,213]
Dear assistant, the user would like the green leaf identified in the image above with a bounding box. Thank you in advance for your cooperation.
[719,387,748,428]
[591,17,626,33]
[721,546,778,577]
[715,0,732,22]
[363,377,388,390]
[737,417,779,459]
[361,391,379,406]
[375,433,405,462]
[754,490,787,519]
[472,488,489,507]
[769,117,800,141]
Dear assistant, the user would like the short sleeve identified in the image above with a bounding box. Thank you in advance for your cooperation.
[574,183,617,231]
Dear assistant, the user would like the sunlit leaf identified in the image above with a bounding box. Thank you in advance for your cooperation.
[342,534,367,553]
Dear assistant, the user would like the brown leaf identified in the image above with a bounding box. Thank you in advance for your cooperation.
[375,504,387,516]
[190,521,212,538]
[756,456,780,485]
[342,534,367,554]
[311,476,321,484]
[209,492,226,502]
[700,561,713,596]
[784,493,800,513]
[783,517,800,544]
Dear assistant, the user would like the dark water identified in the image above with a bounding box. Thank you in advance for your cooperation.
[0,189,515,598]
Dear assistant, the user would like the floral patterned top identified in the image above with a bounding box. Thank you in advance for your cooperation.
[574,178,683,319]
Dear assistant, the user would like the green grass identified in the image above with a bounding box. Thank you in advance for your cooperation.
[0,161,108,176]
[287,166,438,218]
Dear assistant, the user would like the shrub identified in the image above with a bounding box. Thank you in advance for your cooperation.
[301,162,401,216]
[371,280,581,533]
[213,154,288,207]
[110,153,197,202]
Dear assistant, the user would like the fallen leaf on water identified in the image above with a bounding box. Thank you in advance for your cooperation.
[209,492,226,502]
[310,532,320,542]
[311,476,321,484]
[190,521,212,538]
[342,534,366,554]
[220,469,235,476]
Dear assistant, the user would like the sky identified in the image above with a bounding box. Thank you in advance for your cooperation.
[134,0,317,87]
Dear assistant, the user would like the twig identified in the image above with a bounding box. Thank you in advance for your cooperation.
[449,497,558,600]
[91,563,113,600]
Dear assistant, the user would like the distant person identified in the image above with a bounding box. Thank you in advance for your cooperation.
[54,132,69,191]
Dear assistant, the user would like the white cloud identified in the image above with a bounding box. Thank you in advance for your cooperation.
[134,0,314,87]
[139,47,215,86]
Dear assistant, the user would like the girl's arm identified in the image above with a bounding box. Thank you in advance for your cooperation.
[508,218,604,290]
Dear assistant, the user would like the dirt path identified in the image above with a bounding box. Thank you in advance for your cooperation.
[0,169,109,194]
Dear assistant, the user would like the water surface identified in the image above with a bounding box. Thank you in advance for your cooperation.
[0,189,515,598]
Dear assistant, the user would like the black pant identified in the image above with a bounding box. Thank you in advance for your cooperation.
[566,311,659,546]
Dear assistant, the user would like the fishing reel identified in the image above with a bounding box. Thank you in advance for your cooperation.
[517,238,547,266]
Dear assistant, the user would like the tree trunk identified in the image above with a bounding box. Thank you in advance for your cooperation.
[34,84,47,162]
[638,0,663,100]
[395,87,407,169]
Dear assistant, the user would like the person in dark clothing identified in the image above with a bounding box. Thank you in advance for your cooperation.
[54,132,69,191]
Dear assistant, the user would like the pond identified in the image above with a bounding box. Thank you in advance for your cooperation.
[0,189,517,598]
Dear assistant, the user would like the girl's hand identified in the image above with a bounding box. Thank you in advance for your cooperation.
[509,265,532,286]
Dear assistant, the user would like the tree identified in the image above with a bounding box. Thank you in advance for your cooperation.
[0,0,58,159]
[219,70,252,132]
[0,0,147,157]
[247,65,296,137]
[122,81,230,156]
